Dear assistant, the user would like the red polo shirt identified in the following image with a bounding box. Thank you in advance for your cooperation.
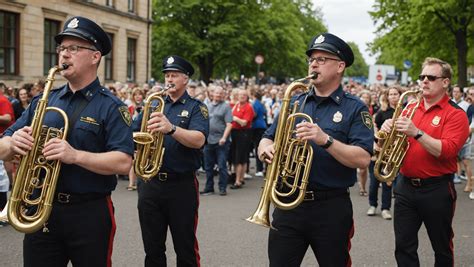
[0,95,14,134]
[231,102,254,129]
[400,94,469,178]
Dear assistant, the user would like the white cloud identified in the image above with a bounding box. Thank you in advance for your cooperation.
[312,0,377,65]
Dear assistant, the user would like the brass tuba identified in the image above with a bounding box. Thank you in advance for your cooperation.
[8,64,70,233]
[246,74,316,228]
[133,85,173,182]
[374,89,422,183]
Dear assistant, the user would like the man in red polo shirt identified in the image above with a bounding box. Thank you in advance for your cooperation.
[381,57,469,266]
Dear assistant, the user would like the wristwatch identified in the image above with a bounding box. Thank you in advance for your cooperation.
[166,124,177,135]
[414,129,424,140]
[321,135,334,149]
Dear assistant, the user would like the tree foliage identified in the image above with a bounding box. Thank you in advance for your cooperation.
[151,0,328,84]
[346,41,368,77]
[369,0,473,87]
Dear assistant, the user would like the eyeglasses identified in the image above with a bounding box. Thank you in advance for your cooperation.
[56,45,97,54]
[418,75,445,82]
[307,56,341,65]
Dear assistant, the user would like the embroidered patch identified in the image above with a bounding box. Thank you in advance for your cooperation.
[199,105,208,119]
[119,106,132,126]
[361,111,373,129]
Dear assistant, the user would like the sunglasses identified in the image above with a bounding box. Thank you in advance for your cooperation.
[418,75,445,82]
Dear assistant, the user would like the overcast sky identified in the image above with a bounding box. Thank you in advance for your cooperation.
[312,0,377,65]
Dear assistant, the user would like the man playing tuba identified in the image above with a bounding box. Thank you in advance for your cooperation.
[258,33,373,266]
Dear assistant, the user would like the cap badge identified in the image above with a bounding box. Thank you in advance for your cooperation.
[67,18,79,29]
[333,111,343,123]
[167,57,175,64]
[432,116,441,126]
[314,35,325,44]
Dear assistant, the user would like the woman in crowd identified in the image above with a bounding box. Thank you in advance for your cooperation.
[12,87,30,120]
[127,87,145,191]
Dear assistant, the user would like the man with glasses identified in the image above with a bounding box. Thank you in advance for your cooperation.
[381,57,469,266]
[0,16,134,266]
[258,33,373,266]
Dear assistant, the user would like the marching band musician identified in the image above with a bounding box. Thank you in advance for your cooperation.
[133,55,209,266]
[380,57,469,266]
[0,16,134,266]
[258,33,373,266]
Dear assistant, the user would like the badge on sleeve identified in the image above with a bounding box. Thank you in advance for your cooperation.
[199,104,209,119]
[361,111,373,129]
[118,106,132,126]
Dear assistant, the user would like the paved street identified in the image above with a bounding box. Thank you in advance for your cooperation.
[1,168,473,266]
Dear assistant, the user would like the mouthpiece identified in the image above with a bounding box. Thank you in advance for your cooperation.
[61,64,69,70]
[307,73,318,80]
[166,84,175,90]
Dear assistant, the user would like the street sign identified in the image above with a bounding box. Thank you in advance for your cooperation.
[403,60,412,69]
[255,55,264,65]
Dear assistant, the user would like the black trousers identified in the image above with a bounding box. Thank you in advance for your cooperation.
[24,196,115,267]
[394,176,456,267]
[137,173,200,267]
[268,190,353,267]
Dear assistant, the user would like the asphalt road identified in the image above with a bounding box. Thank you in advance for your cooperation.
[1,169,473,266]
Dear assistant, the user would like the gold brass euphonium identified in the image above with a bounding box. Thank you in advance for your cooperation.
[246,74,316,228]
[8,64,70,233]
[374,89,422,183]
[133,85,173,182]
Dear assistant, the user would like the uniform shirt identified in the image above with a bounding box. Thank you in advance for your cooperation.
[206,100,232,144]
[4,78,134,193]
[401,94,469,178]
[133,91,209,173]
[263,85,373,189]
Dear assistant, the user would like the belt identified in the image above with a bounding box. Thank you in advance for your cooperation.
[155,172,195,182]
[402,174,453,187]
[54,192,109,204]
[286,188,349,202]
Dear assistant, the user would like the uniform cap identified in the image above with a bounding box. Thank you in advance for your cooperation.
[162,55,194,76]
[306,33,354,67]
[55,16,111,56]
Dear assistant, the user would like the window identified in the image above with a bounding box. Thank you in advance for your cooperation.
[0,11,19,75]
[127,38,136,82]
[106,0,114,7]
[44,19,60,75]
[128,0,135,13]
[104,33,114,80]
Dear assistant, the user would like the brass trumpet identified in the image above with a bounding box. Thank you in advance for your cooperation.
[8,64,70,233]
[246,74,316,228]
[374,89,422,183]
[133,84,174,182]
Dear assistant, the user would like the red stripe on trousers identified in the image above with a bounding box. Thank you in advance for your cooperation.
[346,219,355,267]
[106,196,116,267]
[193,175,201,267]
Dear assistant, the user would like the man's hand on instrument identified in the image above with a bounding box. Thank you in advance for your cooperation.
[11,126,34,156]
[42,138,78,164]
[258,144,275,164]
[147,112,173,134]
[295,121,327,146]
[395,117,417,137]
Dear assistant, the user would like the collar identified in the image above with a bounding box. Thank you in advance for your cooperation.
[421,94,450,111]
[165,90,190,104]
[59,77,100,101]
[308,84,344,105]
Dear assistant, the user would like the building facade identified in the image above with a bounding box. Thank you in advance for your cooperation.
[0,0,152,87]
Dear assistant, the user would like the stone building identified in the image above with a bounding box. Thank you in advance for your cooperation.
[0,0,152,87]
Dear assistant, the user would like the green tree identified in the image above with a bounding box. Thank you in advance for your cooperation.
[346,41,368,77]
[151,0,326,84]
[369,0,473,87]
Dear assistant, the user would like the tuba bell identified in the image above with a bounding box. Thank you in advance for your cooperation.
[246,74,316,228]
[133,84,173,182]
[374,89,422,183]
[7,64,70,233]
